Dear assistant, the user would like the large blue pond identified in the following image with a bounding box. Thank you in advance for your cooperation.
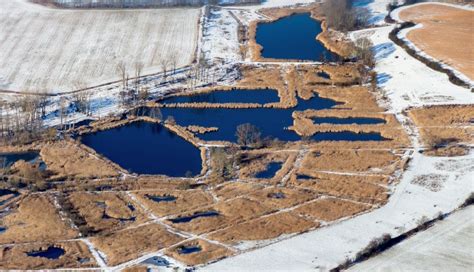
[160,94,338,142]
[256,13,339,61]
[161,89,280,104]
[80,122,202,176]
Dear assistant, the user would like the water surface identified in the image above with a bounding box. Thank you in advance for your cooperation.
[27,247,65,259]
[80,122,202,176]
[161,89,279,104]
[256,13,339,61]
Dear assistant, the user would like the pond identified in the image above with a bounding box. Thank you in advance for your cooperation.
[312,131,387,141]
[256,13,339,61]
[177,245,202,255]
[255,162,282,179]
[168,211,220,224]
[160,94,339,142]
[80,122,202,177]
[160,89,280,104]
[146,194,177,203]
[0,152,39,168]
[27,246,65,259]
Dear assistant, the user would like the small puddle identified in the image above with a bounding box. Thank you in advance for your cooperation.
[177,245,202,255]
[27,246,65,259]
[146,194,177,203]
[317,71,331,79]
[169,211,219,224]
[0,152,40,168]
[80,122,202,176]
[267,192,286,199]
[0,227,7,234]
[255,162,282,179]
[312,131,387,141]
[161,89,280,104]
[256,13,339,61]
[0,189,18,197]
[296,174,313,180]
[313,117,386,125]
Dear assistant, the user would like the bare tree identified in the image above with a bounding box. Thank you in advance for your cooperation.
[236,123,262,147]
[116,61,128,90]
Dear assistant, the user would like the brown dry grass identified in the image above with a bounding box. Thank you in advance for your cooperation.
[399,3,474,80]
[300,149,401,174]
[293,198,370,221]
[133,189,214,217]
[237,150,297,182]
[91,223,183,266]
[167,198,273,235]
[0,241,96,269]
[289,173,389,205]
[165,239,232,266]
[246,187,317,210]
[408,105,474,147]
[0,194,78,244]
[209,211,318,244]
[67,192,148,234]
[40,140,119,179]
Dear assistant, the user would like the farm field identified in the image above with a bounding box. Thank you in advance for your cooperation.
[398,3,474,80]
[0,0,200,93]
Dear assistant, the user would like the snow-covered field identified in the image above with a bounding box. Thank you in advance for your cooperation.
[0,0,200,93]
[349,205,474,271]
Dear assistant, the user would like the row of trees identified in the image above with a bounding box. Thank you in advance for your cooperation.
[322,0,370,32]
[31,0,263,8]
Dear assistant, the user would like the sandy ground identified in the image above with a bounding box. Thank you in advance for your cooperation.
[0,0,200,93]
[348,206,474,272]
[398,3,474,80]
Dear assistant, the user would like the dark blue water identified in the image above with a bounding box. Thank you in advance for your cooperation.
[161,89,280,104]
[317,71,331,79]
[312,131,387,141]
[0,227,6,233]
[296,174,313,180]
[146,194,177,203]
[177,245,202,254]
[169,211,220,224]
[27,247,65,259]
[0,152,39,168]
[160,94,339,142]
[0,189,17,197]
[80,122,202,176]
[256,13,339,61]
[255,162,282,178]
[313,117,386,125]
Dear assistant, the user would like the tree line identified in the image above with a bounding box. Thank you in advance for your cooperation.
[31,0,263,8]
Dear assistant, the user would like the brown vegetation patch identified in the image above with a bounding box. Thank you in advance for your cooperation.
[209,212,318,245]
[408,105,474,148]
[246,187,317,210]
[67,192,148,234]
[0,194,78,244]
[91,223,183,266]
[289,173,389,205]
[40,140,120,179]
[399,3,474,80]
[0,241,96,270]
[167,198,273,235]
[133,189,214,217]
[212,182,264,200]
[293,198,370,221]
[165,239,232,266]
[300,149,401,174]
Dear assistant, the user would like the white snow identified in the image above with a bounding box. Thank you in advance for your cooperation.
[0,0,200,93]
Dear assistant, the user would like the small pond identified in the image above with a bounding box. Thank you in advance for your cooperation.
[27,246,65,259]
[255,162,282,179]
[169,211,220,224]
[256,13,339,61]
[146,194,177,203]
[161,89,280,104]
[80,122,202,177]
[0,152,39,168]
[312,131,387,141]
[177,245,202,255]
[312,117,386,125]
